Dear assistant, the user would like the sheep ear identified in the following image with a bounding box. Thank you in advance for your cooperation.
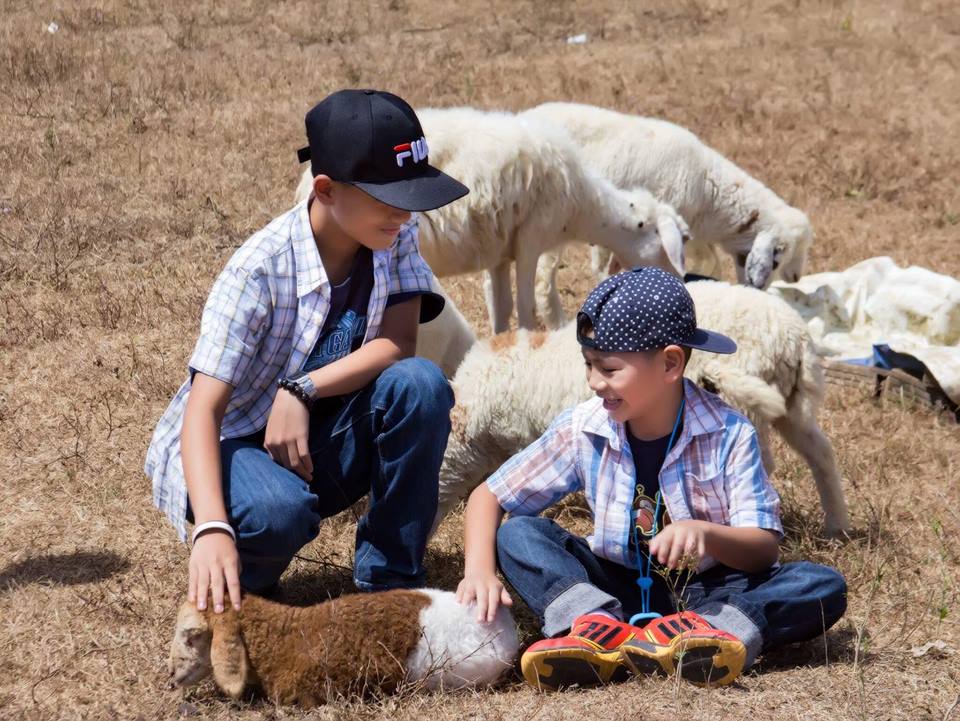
[745,230,777,288]
[656,215,686,276]
[209,612,248,699]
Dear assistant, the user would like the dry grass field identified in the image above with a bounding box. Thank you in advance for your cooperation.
[1,1,959,719]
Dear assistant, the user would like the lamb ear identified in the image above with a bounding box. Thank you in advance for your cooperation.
[209,612,249,699]
[745,230,777,288]
[656,215,686,276]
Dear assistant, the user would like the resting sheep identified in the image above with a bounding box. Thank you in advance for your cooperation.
[523,102,813,325]
[168,588,519,705]
[295,106,686,333]
[437,280,851,537]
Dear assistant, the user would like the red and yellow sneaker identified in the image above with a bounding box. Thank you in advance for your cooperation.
[618,611,746,687]
[521,613,637,691]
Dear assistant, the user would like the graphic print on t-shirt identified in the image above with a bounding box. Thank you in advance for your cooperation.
[307,309,368,369]
[633,488,671,538]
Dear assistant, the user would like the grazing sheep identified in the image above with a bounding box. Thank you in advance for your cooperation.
[168,588,519,705]
[295,106,686,333]
[437,280,851,537]
[524,102,813,311]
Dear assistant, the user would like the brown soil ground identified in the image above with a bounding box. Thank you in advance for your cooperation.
[1,1,958,719]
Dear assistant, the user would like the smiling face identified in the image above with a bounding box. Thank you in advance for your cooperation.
[582,345,686,427]
[314,176,413,251]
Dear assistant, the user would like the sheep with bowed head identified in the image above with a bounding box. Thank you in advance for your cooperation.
[296,106,687,334]
[523,102,813,325]
[436,279,851,538]
[168,588,519,705]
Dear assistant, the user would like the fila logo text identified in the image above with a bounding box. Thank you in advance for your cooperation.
[394,137,428,167]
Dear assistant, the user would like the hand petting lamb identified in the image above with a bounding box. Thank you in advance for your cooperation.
[168,588,519,705]
[437,280,851,537]
[524,102,813,305]
[295,106,687,333]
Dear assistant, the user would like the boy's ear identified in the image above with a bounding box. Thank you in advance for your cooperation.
[312,174,335,205]
[662,345,686,380]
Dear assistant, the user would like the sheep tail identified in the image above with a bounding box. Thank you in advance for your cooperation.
[695,362,788,422]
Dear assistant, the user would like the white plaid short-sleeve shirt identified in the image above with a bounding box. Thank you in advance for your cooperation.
[486,379,783,572]
[145,199,438,540]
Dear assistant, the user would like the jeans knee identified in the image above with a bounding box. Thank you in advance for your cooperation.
[240,493,319,559]
[496,515,552,556]
[378,357,453,417]
[797,561,848,624]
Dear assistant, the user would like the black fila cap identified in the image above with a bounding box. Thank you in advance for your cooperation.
[577,266,737,355]
[297,89,469,212]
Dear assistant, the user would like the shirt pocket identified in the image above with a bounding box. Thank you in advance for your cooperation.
[685,462,729,523]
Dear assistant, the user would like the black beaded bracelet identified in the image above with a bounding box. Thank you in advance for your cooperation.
[277,377,312,407]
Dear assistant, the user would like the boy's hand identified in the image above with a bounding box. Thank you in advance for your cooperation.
[189,531,242,612]
[264,388,313,481]
[456,572,513,623]
[649,520,709,570]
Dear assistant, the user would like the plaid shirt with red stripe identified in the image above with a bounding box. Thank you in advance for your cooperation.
[486,379,783,572]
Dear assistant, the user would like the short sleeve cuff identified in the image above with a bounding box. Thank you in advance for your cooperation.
[387,289,445,323]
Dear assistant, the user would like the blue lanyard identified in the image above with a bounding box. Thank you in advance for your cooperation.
[628,397,685,627]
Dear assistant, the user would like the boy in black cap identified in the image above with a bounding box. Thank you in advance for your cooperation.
[145,90,469,615]
[456,266,847,689]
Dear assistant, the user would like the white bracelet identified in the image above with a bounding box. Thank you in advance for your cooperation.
[191,520,237,545]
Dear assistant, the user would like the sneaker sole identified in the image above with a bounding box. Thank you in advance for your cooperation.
[521,645,629,691]
[620,636,746,687]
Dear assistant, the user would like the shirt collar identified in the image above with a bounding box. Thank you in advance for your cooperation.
[292,197,395,298]
[292,198,328,298]
[582,378,725,452]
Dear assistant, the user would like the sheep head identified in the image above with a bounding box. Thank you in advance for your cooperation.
[595,187,681,275]
[168,600,250,699]
[741,207,812,288]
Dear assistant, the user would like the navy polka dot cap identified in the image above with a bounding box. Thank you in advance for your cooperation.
[576,266,737,354]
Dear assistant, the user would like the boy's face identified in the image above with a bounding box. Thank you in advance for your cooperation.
[315,176,412,250]
[582,345,685,425]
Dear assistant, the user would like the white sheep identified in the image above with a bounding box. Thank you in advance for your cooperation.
[523,102,813,324]
[168,588,519,705]
[437,280,851,538]
[295,106,686,333]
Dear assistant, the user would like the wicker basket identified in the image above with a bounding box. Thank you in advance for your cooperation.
[819,358,957,420]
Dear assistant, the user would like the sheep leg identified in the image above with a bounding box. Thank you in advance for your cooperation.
[484,262,513,334]
[535,249,567,330]
[591,245,614,280]
[772,408,852,537]
[514,250,540,330]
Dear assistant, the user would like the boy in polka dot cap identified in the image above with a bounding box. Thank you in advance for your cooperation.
[456,266,848,691]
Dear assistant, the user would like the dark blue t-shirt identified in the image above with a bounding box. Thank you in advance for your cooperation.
[300,247,424,374]
[627,417,683,545]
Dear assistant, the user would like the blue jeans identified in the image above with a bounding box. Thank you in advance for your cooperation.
[188,358,454,593]
[496,516,847,667]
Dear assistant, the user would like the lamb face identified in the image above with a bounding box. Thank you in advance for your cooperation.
[168,602,213,689]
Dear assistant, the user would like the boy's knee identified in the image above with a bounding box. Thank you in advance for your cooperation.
[240,494,319,558]
[795,561,848,624]
[496,515,552,555]
[378,357,453,414]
